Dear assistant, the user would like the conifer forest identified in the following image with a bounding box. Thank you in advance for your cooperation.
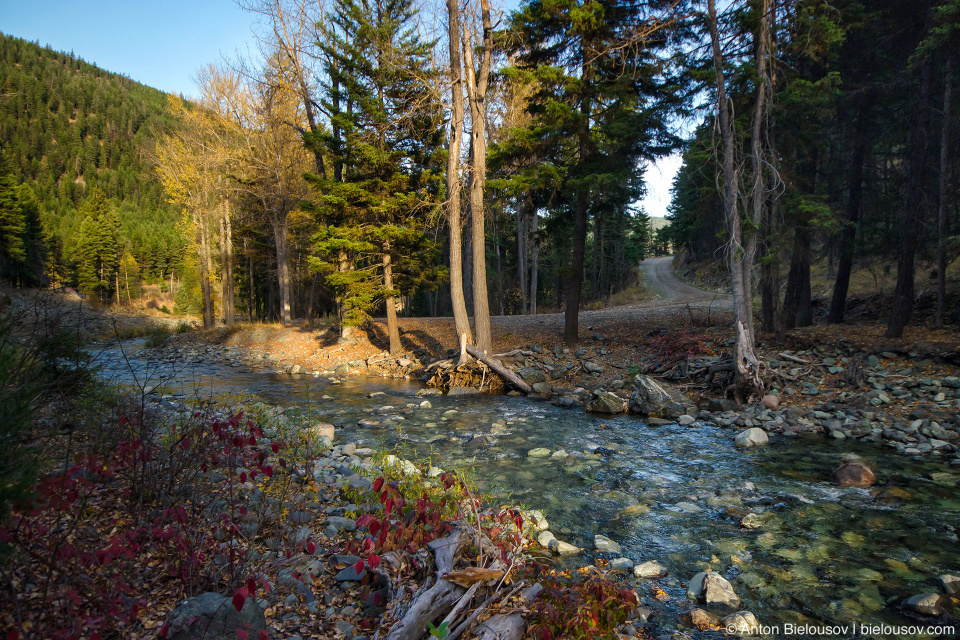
[1,0,958,381]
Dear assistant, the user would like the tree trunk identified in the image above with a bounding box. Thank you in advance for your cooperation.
[828,106,868,323]
[273,218,292,326]
[447,0,472,354]
[462,0,493,354]
[782,225,812,329]
[383,246,401,354]
[887,59,932,338]
[708,0,762,393]
[529,207,539,315]
[564,42,592,347]
[220,201,235,326]
[936,59,952,328]
[517,208,527,312]
[197,210,214,329]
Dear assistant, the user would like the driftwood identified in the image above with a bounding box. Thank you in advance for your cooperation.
[450,583,540,640]
[465,345,532,394]
[382,524,470,640]
[473,613,526,640]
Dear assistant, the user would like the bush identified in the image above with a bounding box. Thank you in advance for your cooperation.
[1,410,308,639]
[0,302,90,522]
[523,566,639,640]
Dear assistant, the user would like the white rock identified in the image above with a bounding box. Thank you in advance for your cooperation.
[734,428,769,448]
[594,534,622,553]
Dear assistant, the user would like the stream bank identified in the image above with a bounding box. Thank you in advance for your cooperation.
[93,336,960,639]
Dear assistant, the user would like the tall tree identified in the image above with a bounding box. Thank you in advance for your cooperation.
[506,0,678,345]
[446,0,472,356]
[463,0,495,354]
[308,0,445,352]
[706,0,763,393]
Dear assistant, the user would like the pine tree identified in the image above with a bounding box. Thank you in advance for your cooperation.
[309,0,445,352]
[505,0,679,344]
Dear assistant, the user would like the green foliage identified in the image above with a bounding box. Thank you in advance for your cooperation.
[0,33,187,294]
[0,299,90,521]
[307,0,445,325]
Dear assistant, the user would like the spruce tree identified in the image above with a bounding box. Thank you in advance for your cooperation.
[308,0,445,352]
[504,0,679,344]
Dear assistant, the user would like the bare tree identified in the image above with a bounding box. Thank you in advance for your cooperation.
[706,0,764,395]
[462,0,494,354]
[446,0,472,359]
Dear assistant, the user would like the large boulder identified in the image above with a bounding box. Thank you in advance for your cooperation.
[832,462,876,487]
[903,593,945,617]
[587,392,628,414]
[164,592,266,640]
[630,375,691,419]
[686,571,741,609]
[518,367,547,384]
[734,428,769,448]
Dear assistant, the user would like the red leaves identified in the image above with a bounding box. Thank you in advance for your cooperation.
[368,553,381,569]
[271,441,280,453]
[262,465,273,478]
[373,477,384,492]
[232,586,248,612]
[305,540,316,555]
[354,559,365,574]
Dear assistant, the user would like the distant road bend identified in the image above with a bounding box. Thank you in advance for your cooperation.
[483,256,731,335]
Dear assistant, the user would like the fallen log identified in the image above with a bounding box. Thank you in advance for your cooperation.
[465,345,532,394]
[382,524,470,640]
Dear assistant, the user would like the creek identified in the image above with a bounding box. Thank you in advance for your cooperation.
[94,339,960,638]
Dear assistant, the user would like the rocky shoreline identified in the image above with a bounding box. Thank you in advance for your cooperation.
[152,332,960,468]
[131,332,960,639]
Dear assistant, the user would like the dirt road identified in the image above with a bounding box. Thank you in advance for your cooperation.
[639,256,730,308]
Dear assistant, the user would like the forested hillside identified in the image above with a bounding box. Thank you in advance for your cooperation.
[0,33,185,295]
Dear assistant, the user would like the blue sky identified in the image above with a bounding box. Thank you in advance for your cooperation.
[3,0,678,216]
[3,0,256,98]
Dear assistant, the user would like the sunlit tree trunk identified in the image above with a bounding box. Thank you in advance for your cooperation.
[462,0,494,354]
[447,0,471,358]
[383,245,401,353]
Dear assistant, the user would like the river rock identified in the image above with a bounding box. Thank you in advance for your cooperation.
[310,423,335,445]
[685,608,719,630]
[734,428,769,448]
[687,571,741,609]
[531,381,553,397]
[448,386,480,396]
[528,448,551,458]
[518,368,546,384]
[722,611,759,636]
[539,531,580,556]
[164,592,266,640]
[903,593,944,616]
[334,363,350,375]
[940,574,959,595]
[594,534,622,553]
[761,394,779,410]
[633,560,668,578]
[832,462,876,486]
[630,375,691,419]
[610,557,634,571]
[588,392,627,414]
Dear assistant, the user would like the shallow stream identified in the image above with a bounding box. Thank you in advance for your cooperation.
[94,340,960,638]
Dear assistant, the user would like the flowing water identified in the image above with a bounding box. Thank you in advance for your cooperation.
[94,340,960,638]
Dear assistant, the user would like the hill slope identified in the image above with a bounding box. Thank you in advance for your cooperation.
[0,32,185,289]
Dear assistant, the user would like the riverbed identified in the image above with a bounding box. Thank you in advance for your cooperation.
[93,339,960,638]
